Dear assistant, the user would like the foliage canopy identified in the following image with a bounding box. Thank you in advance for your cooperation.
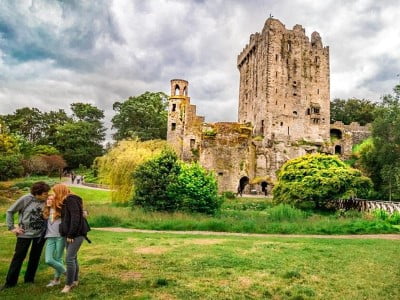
[359,84,400,200]
[96,139,169,203]
[132,150,222,214]
[112,91,168,141]
[273,154,372,208]
[330,98,376,125]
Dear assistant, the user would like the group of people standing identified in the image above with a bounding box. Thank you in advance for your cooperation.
[1,182,90,294]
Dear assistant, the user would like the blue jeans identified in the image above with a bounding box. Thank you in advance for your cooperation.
[45,237,66,278]
[65,236,84,286]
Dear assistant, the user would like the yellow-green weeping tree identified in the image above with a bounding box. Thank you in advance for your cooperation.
[95,139,169,203]
[273,153,372,209]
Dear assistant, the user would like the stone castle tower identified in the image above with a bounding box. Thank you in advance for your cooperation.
[237,18,330,144]
[167,18,370,194]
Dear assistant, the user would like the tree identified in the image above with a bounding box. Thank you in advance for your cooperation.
[39,109,72,146]
[54,103,106,169]
[330,98,377,125]
[2,107,44,143]
[273,154,372,209]
[0,154,24,180]
[167,162,222,214]
[133,150,222,214]
[132,149,181,211]
[96,139,168,203]
[112,92,168,141]
[360,84,400,200]
[0,133,20,155]
[71,103,105,123]
[55,121,104,169]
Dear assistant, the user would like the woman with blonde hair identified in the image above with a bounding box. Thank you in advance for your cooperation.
[52,184,89,293]
[43,194,66,287]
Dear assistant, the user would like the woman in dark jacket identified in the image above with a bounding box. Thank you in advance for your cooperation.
[53,184,89,293]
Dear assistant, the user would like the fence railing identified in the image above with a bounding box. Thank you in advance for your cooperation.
[335,198,400,214]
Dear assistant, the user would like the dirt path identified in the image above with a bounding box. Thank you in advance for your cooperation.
[93,227,400,240]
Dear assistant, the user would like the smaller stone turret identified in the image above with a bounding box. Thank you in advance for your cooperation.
[171,79,189,96]
[167,79,190,156]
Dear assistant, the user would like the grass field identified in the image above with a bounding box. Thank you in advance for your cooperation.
[2,184,399,235]
[1,179,400,299]
[0,229,399,299]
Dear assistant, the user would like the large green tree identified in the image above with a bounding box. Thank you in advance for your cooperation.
[330,98,377,125]
[360,84,400,200]
[112,91,168,141]
[55,103,106,168]
[273,154,372,208]
[39,109,72,146]
[2,107,44,143]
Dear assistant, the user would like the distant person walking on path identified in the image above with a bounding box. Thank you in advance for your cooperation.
[53,184,90,293]
[70,172,76,184]
[1,182,50,291]
[43,194,66,287]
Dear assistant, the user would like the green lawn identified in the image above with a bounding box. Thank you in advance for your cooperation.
[0,229,398,299]
[69,186,111,205]
[2,184,399,235]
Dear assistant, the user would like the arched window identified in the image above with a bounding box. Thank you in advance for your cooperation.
[330,129,342,140]
[183,87,187,96]
[174,85,180,96]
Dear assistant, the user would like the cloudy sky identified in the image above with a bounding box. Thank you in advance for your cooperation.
[1,0,399,138]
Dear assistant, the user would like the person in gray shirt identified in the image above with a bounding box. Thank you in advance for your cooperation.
[1,181,50,290]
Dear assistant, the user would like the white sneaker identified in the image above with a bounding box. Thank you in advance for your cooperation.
[61,285,72,293]
[71,281,79,287]
[46,280,60,287]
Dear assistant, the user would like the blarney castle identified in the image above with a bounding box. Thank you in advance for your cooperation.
[167,18,370,194]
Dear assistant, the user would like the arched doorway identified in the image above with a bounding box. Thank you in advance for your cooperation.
[261,181,268,196]
[330,129,342,140]
[237,176,249,196]
[335,145,342,154]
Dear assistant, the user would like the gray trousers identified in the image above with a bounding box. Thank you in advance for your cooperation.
[65,236,84,286]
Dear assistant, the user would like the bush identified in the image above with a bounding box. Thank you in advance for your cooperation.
[12,177,59,190]
[273,154,372,209]
[167,163,223,215]
[388,212,400,225]
[266,204,309,222]
[133,151,223,215]
[0,154,24,181]
[132,149,181,211]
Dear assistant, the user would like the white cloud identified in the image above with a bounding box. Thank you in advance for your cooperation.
[1,0,399,140]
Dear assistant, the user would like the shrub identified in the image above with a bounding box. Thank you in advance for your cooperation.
[0,154,24,181]
[266,204,308,222]
[273,154,372,208]
[167,163,223,215]
[132,149,181,211]
[388,212,400,225]
[133,152,222,215]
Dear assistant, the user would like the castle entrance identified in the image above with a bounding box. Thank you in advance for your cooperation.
[261,181,268,196]
[335,145,342,154]
[237,176,249,196]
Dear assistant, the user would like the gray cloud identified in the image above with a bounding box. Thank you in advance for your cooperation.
[1,0,399,141]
